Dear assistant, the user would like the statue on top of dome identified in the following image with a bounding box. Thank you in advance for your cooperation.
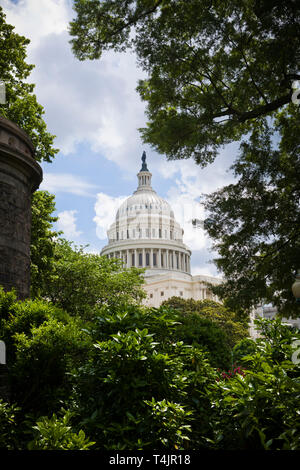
[141,151,149,172]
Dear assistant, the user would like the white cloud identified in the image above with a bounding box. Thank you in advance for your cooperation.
[57,209,82,239]
[1,0,147,169]
[191,264,220,278]
[1,0,72,46]
[160,151,236,251]
[93,192,129,240]
[40,173,98,197]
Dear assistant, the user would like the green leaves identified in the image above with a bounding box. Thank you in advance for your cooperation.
[210,318,300,450]
[70,301,217,449]
[35,238,146,319]
[69,0,300,163]
[0,7,58,162]
[204,108,300,317]
[0,400,20,450]
[28,411,95,450]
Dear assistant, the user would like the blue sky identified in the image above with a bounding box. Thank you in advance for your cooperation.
[1,0,239,277]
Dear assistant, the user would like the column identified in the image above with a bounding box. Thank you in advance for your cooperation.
[142,248,145,267]
[158,248,161,268]
[127,249,130,268]
[134,249,137,267]
[150,248,153,268]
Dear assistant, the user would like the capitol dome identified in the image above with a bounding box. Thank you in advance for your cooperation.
[101,152,191,276]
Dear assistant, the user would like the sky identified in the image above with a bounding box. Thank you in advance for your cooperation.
[1,0,239,277]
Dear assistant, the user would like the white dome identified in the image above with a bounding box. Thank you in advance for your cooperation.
[101,152,191,276]
[116,190,174,220]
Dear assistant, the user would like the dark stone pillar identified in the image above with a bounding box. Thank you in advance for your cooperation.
[0,116,43,299]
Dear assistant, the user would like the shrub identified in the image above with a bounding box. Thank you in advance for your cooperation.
[71,304,217,450]
[232,337,257,367]
[0,399,20,450]
[209,318,300,450]
[28,410,95,450]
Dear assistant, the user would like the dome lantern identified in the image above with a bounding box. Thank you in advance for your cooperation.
[137,151,152,191]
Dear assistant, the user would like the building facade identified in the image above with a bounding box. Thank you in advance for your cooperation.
[101,152,222,306]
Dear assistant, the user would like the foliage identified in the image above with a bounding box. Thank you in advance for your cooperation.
[255,316,299,363]
[209,318,300,450]
[144,398,192,449]
[204,110,300,317]
[161,297,248,350]
[216,365,246,381]
[0,289,92,417]
[30,191,62,299]
[69,0,300,164]
[232,337,257,367]
[11,317,91,417]
[0,288,71,360]
[171,312,231,369]
[1,288,300,450]
[0,399,20,450]
[70,303,217,450]
[38,238,146,319]
[0,7,58,162]
[28,410,95,450]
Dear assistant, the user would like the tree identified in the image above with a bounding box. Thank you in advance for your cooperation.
[0,6,58,162]
[161,297,249,350]
[30,191,62,299]
[38,238,146,319]
[203,109,300,317]
[69,0,300,164]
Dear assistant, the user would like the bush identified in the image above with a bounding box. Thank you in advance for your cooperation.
[173,312,232,369]
[71,304,217,450]
[0,399,20,450]
[232,337,257,367]
[0,289,92,418]
[10,317,91,416]
[209,318,300,450]
[28,410,95,450]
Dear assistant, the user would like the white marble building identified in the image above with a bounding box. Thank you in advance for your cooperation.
[101,152,222,306]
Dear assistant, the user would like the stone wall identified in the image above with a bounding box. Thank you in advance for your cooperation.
[0,116,42,299]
